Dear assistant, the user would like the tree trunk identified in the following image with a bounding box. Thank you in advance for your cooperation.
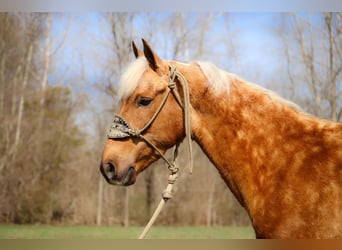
[14,43,33,149]
[325,13,337,121]
[145,169,154,219]
[123,187,130,227]
[206,179,216,227]
[0,51,5,121]
[96,176,104,226]
[38,13,51,129]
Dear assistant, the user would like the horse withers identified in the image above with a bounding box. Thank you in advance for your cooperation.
[100,39,342,239]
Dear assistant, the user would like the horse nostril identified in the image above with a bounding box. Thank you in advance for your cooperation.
[102,162,116,180]
[106,162,115,173]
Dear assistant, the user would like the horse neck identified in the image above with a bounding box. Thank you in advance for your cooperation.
[173,62,342,238]
[175,62,307,207]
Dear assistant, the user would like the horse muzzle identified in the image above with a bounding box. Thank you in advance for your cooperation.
[100,161,136,186]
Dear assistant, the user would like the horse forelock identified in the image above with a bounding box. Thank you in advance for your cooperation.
[117,57,149,101]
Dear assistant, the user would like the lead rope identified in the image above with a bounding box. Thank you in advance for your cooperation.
[138,144,180,239]
[138,66,192,239]
[169,65,193,173]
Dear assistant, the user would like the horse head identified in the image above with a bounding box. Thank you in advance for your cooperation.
[100,39,186,185]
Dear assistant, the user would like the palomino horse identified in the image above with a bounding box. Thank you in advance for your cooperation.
[100,39,342,239]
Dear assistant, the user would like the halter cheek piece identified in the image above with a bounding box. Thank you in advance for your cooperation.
[107,65,193,174]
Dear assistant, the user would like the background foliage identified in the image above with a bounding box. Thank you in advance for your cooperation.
[0,12,341,227]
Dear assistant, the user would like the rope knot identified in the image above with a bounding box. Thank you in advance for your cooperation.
[168,164,179,175]
[169,65,177,82]
[129,129,141,137]
[168,81,176,89]
[167,173,178,184]
[162,190,173,200]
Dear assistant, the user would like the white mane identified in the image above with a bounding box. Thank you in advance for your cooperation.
[195,61,302,112]
[242,79,303,112]
[117,59,232,101]
[195,61,232,96]
[117,58,302,112]
[117,57,148,101]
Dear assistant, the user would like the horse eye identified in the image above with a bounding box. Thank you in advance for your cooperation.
[137,97,153,107]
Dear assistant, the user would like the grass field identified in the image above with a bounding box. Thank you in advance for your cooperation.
[0,225,255,239]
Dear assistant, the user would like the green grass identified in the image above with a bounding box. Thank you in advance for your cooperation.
[0,225,255,239]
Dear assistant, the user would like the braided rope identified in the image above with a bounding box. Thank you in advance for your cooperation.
[108,65,191,239]
[138,66,192,239]
[171,66,193,173]
[138,143,179,239]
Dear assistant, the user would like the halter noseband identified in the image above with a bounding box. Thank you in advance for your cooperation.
[107,65,193,173]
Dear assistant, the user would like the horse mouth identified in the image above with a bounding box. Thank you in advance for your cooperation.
[100,163,136,186]
[121,166,136,186]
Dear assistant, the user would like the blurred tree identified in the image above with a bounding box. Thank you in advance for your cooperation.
[0,13,44,222]
[8,12,341,227]
[276,13,342,120]
[0,13,86,224]
[96,12,139,227]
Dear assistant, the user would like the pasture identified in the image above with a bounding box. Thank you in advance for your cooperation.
[0,225,255,239]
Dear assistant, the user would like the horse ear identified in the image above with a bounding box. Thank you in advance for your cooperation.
[132,40,143,58]
[142,38,164,71]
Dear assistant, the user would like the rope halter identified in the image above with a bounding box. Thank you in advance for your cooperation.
[107,65,193,239]
[107,65,193,174]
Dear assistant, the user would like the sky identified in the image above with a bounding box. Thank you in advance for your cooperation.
[1,0,341,12]
[50,13,282,85]
[46,12,337,136]
[47,12,289,136]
